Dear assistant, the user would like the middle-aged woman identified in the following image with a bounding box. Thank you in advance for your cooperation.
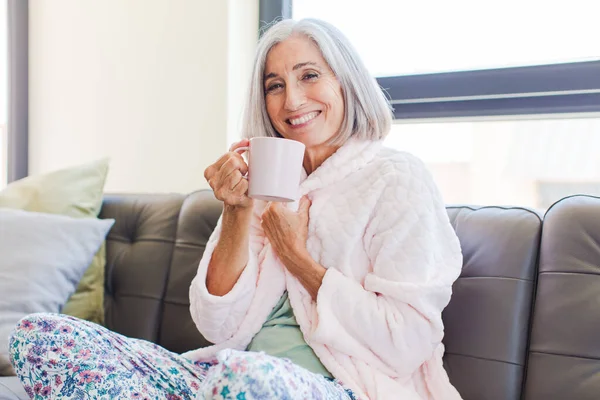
[9,18,462,400]
[185,17,464,400]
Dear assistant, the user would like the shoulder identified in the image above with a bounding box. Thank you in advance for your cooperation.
[371,146,434,188]
[365,145,448,217]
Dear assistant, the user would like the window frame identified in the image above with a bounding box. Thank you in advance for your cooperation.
[378,60,600,120]
[6,0,28,183]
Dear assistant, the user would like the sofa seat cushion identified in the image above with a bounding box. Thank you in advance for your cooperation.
[0,377,28,400]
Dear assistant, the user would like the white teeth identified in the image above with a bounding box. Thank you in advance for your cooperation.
[289,111,319,126]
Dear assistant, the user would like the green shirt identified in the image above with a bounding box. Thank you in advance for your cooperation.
[246,291,332,378]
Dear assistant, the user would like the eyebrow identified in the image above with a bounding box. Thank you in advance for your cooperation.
[264,61,318,80]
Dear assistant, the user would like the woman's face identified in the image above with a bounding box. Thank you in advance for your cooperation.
[264,35,344,151]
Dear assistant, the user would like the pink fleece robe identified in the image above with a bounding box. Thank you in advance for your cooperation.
[183,138,463,400]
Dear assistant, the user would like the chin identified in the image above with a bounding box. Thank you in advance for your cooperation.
[286,133,315,144]
[284,130,318,142]
[279,125,333,148]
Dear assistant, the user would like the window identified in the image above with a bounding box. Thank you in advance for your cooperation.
[385,117,600,211]
[0,0,7,189]
[293,0,600,119]
[291,0,600,211]
[3,0,27,186]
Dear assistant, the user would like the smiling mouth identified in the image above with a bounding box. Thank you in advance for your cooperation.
[286,111,320,126]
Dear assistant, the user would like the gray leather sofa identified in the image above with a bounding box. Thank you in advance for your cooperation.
[1,190,599,399]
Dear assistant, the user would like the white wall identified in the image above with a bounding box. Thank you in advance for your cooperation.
[29,0,258,193]
[226,0,259,149]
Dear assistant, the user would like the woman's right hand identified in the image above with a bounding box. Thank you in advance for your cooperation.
[204,139,253,209]
[204,140,254,297]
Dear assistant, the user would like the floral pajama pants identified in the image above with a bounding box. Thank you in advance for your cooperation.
[8,313,356,400]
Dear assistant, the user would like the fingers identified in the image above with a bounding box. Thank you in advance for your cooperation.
[221,169,242,191]
[261,202,278,221]
[214,170,245,201]
[214,157,248,195]
[262,199,307,222]
[221,153,249,177]
[262,202,272,217]
[203,152,230,183]
[229,138,250,152]
[260,203,270,228]
[231,174,249,197]
[204,153,248,191]
[204,142,249,180]
[203,146,252,207]
[298,196,311,214]
[265,201,281,214]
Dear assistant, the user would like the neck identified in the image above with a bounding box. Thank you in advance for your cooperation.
[303,145,340,175]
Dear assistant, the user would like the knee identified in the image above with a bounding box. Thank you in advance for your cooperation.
[200,350,286,398]
[8,313,67,370]
[10,313,64,341]
[221,349,272,378]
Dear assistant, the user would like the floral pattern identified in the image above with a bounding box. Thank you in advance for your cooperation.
[199,348,355,399]
[9,313,356,399]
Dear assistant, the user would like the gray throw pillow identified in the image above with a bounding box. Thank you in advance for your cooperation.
[0,208,114,376]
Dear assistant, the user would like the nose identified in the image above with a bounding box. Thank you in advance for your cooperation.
[284,83,306,111]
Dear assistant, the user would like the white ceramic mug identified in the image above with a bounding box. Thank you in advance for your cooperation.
[236,137,305,202]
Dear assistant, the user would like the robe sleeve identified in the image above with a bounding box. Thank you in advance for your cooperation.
[189,203,265,344]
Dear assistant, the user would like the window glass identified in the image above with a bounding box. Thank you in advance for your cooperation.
[385,117,600,211]
[0,0,7,189]
[293,0,600,77]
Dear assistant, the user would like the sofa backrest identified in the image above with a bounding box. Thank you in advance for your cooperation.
[443,205,542,400]
[523,195,600,399]
[99,190,221,352]
[99,192,543,400]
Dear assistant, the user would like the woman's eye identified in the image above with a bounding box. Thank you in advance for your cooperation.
[303,73,319,81]
[266,83,283,92]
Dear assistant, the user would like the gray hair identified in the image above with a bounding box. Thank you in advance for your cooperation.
[242,18,393,146]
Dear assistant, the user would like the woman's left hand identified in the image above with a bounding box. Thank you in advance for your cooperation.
[262,196,326,300]
[261,196,311,264]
